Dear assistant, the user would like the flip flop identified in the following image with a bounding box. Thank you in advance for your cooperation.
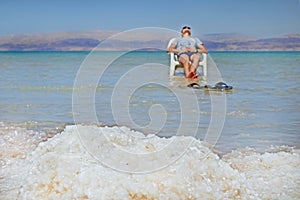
[187,83,201,89]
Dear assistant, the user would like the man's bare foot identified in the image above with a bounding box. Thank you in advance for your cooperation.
[192,73,199,79]
[185,71,195,78]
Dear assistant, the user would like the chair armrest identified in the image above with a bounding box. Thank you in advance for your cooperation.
[201,53,207,63]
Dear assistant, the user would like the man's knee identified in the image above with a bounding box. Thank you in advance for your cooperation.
[192,54,201,62]
[179,55,189,64]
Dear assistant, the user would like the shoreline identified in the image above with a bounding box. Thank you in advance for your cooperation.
[1,120,299,155]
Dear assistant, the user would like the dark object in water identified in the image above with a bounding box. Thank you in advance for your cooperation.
[204,82,233,91]
[187,81,233,91]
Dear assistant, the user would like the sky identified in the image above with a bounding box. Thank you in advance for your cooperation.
[1,0,300,38]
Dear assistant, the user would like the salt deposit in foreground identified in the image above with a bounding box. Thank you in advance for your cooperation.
[1,124,299,199]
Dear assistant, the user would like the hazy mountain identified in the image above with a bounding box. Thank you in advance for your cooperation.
[200,33,300,51]
[0,30,116,51]
[200,33,257,43]
[0,30,299,51]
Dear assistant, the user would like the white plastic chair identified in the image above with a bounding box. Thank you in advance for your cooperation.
[167,38,207,77]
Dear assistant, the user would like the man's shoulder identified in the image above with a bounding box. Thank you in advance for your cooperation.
[171,37,183,44]
[173,37,182,41]
[192,37,203,44]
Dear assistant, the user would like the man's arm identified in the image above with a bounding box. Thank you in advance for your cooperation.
[198,44,208,54]
[167,44,180,54]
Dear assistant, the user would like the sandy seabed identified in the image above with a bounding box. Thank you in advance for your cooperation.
[1,123,299,200]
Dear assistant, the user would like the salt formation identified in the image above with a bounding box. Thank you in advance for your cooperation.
[223,148,300,199]
[1,124,299,199]
[0,123,49,198]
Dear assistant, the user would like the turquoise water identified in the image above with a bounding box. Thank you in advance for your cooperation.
[213,52,300,151]
[0,51,299,152]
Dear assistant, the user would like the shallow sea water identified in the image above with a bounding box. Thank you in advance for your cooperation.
[1,51,299,150]
[0,51,299,199]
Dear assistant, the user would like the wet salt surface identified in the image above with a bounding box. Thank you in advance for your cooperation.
[1,123,299,199]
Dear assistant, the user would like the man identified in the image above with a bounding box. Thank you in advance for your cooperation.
[167,26,208,78]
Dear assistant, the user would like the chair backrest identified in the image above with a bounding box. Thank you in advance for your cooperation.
[167,38,179,61]
[167,38,176,48]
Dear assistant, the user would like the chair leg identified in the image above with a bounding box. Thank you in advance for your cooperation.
[169,65,175,76]
[203,65,207,77]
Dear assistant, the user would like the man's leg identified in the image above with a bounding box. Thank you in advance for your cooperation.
[190,54,201,74]
[178,54,192,78]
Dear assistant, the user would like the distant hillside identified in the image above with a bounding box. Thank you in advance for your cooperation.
[201,33,300,51]
[201,33,257,43]
[0,30,299,51]
[0,30,116,51]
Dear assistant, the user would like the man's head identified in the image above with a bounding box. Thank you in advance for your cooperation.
[181,26,191,36]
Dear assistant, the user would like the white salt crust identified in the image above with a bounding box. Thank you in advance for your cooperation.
[1,124,299,199]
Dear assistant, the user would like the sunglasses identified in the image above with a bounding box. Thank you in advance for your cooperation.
[182,26,191,30]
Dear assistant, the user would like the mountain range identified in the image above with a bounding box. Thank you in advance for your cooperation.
[0,30,300,51]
